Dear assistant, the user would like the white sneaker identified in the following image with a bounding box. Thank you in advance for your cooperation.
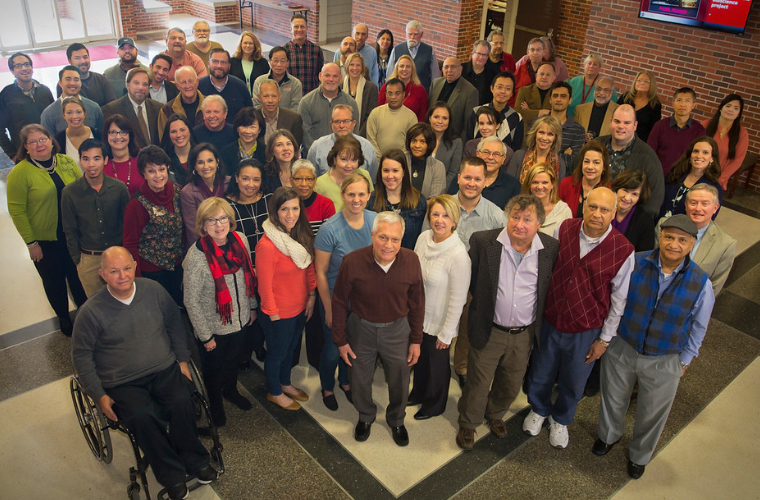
[548,416,569,449]
[522,410,547,436]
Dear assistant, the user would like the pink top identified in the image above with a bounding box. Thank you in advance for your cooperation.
[701,118,749,189]
[378,81,428,122]
[105,157,144,197]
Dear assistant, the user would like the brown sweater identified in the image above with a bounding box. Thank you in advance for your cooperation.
[331,246,425,346]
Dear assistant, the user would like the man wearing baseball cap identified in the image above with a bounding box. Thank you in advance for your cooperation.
[592,214,715,480]
[104,37,148,98]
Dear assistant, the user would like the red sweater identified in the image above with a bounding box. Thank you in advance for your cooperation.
[544,219,633,333]
[255,235,317,318]
[378,81,428,122]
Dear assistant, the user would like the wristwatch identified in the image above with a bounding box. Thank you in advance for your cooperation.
[680,361,689,370]
[596,338,610,348]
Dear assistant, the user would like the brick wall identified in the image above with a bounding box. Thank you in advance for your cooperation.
[118,0,172,38]
[555,0,592,77]
[583,0,760,190]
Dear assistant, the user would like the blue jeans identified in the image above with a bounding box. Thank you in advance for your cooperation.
[318,299,349,392]
[260,310,306,396]
[525,322,600,425]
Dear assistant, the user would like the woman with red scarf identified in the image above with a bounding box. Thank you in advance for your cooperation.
[183,197,257,427]
[123,146,184,305]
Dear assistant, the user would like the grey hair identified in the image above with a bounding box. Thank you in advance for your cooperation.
[259,79,281,93]
[372,210,406,235]
[472,40,490,53]
[291,159,317,177]
[174,65,198,81]
[477,136,507,155]
[332,104,355,120]
[406,20,422,32]
[687,183,720,205]
[597,75,615,88]
[505,194,546,226]
[201,94,227,112]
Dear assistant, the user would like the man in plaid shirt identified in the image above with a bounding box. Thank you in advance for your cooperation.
[284,13,325,94]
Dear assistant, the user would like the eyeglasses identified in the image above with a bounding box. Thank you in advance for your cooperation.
[479,150,505,158]
[331,119,354,125]
[474,52,489,57]
[292,176,316,183]
[205,216,230,226]
[26,137,49,147]
[13,62,32,70]
[595,87,613,94]
[108,130,129,137]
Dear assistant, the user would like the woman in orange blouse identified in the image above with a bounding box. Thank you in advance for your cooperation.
[702,94,748,190]
[255,187,317,410]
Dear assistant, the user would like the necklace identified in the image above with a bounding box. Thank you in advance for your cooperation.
[30,155,56,173]
[112,158,133,187]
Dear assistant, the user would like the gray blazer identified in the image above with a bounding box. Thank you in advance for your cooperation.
[428,77,479,139]
[435,137,463,185]
[356,80,379,138]
[405,153,447,199]
[467,230,559,349]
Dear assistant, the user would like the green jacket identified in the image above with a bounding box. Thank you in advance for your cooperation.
[7,154,81,243]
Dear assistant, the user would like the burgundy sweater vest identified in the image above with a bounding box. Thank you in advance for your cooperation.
[544,219,633,333]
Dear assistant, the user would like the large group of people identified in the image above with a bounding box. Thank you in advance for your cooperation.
[1,15,746,500]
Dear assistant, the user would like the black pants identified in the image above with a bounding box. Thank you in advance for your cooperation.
[238,314,265,365]
[143,267,183,306]
[200,329,244,423]
[107,363,209,487]
[34,240,87,329]
[409,333,451,416]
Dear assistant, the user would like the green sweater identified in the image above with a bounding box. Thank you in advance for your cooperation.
[7,154,81,244]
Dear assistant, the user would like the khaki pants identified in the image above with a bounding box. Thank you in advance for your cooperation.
[77,252,105,298]
[453,293,473,375]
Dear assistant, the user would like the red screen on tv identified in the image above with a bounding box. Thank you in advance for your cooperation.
[639,0,754,34]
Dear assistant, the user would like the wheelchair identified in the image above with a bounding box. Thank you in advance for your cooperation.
[70,360,224,500]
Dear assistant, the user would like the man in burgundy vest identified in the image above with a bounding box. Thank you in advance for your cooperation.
[522,187,635,449]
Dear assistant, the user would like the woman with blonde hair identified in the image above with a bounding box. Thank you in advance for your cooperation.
[56,97,99,168]
[617,70,662,142]
[230,31,270,95]
[505,115,565,183]
[566,53,616,117]
[183,196,257,426]
[343,53,378,137]
[409,194,470,419]
[521,164,572,235]
[378,54,428,121]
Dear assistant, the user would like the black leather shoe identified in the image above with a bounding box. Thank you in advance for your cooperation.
[195,464,218,484]
[167,482,188,500]
[627,459,646,479]
[413,410,433,420]
[224,391,253,410]
[340,385,353,404]
[592,438,620,456]
[457,373,467,389]
[354,420,373,442]
[391,425,409,446]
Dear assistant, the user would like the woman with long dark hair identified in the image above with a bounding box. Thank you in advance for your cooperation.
[160,114,197,187]
[181,143,230,248]
[404,123,446,199]
[256,187,317,411]
[557,140,610,217]
[263,129,298,191]
[370,149,427,249]
[702,93,748,190]
[660,136,722,219]
[375,29,394,88]
[426,102,463,185]
[103,114,143,197]
[610,169,654,252]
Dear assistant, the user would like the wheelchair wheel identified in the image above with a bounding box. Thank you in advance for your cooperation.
[70,376,113,464]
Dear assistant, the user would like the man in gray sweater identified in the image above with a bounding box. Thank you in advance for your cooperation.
[71,247,216,500]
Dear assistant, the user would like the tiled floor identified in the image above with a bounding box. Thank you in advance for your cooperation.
[2,17,760,500]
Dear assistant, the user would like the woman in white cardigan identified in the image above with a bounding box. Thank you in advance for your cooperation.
[409,194,471,419]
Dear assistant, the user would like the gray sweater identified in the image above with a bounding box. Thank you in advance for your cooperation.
[71,278,190,402]
[182,233,257,343]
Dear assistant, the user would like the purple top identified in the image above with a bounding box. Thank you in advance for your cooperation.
[611,205,636,236]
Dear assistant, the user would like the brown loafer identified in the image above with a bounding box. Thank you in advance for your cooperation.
[267,393,301,410]
[283,387,309,402]
[488,418,508,439]
[456,426,475,452]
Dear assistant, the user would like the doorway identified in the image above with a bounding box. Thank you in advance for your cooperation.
[0,0,117,53]
[481,0,560,56]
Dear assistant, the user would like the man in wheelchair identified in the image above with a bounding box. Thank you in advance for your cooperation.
[72,246,217,500]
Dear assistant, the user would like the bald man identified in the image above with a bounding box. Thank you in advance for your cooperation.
[72,247,216,500]
[523,187,635,450]
[333,23,380,85]
[428,57,479,139]
[298,62,359,153]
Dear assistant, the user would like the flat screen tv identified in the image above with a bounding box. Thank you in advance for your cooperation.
[639,0,754,34]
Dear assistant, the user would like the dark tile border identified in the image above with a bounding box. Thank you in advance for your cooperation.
[724,239,760,290]
[238,368,533,500]
[711,291,760,342]
[722,199,760,220]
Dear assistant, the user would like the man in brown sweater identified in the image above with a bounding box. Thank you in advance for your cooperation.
[332,211,425,447]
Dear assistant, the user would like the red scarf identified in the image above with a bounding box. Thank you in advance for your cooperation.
[198,232,256,325]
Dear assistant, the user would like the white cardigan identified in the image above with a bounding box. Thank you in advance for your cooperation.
[414,230,471,345]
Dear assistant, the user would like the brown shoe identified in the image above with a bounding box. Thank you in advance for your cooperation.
[488,418,508,439]
[456,426,475,452]
[283,386,309,402]
[267,393,301,410]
